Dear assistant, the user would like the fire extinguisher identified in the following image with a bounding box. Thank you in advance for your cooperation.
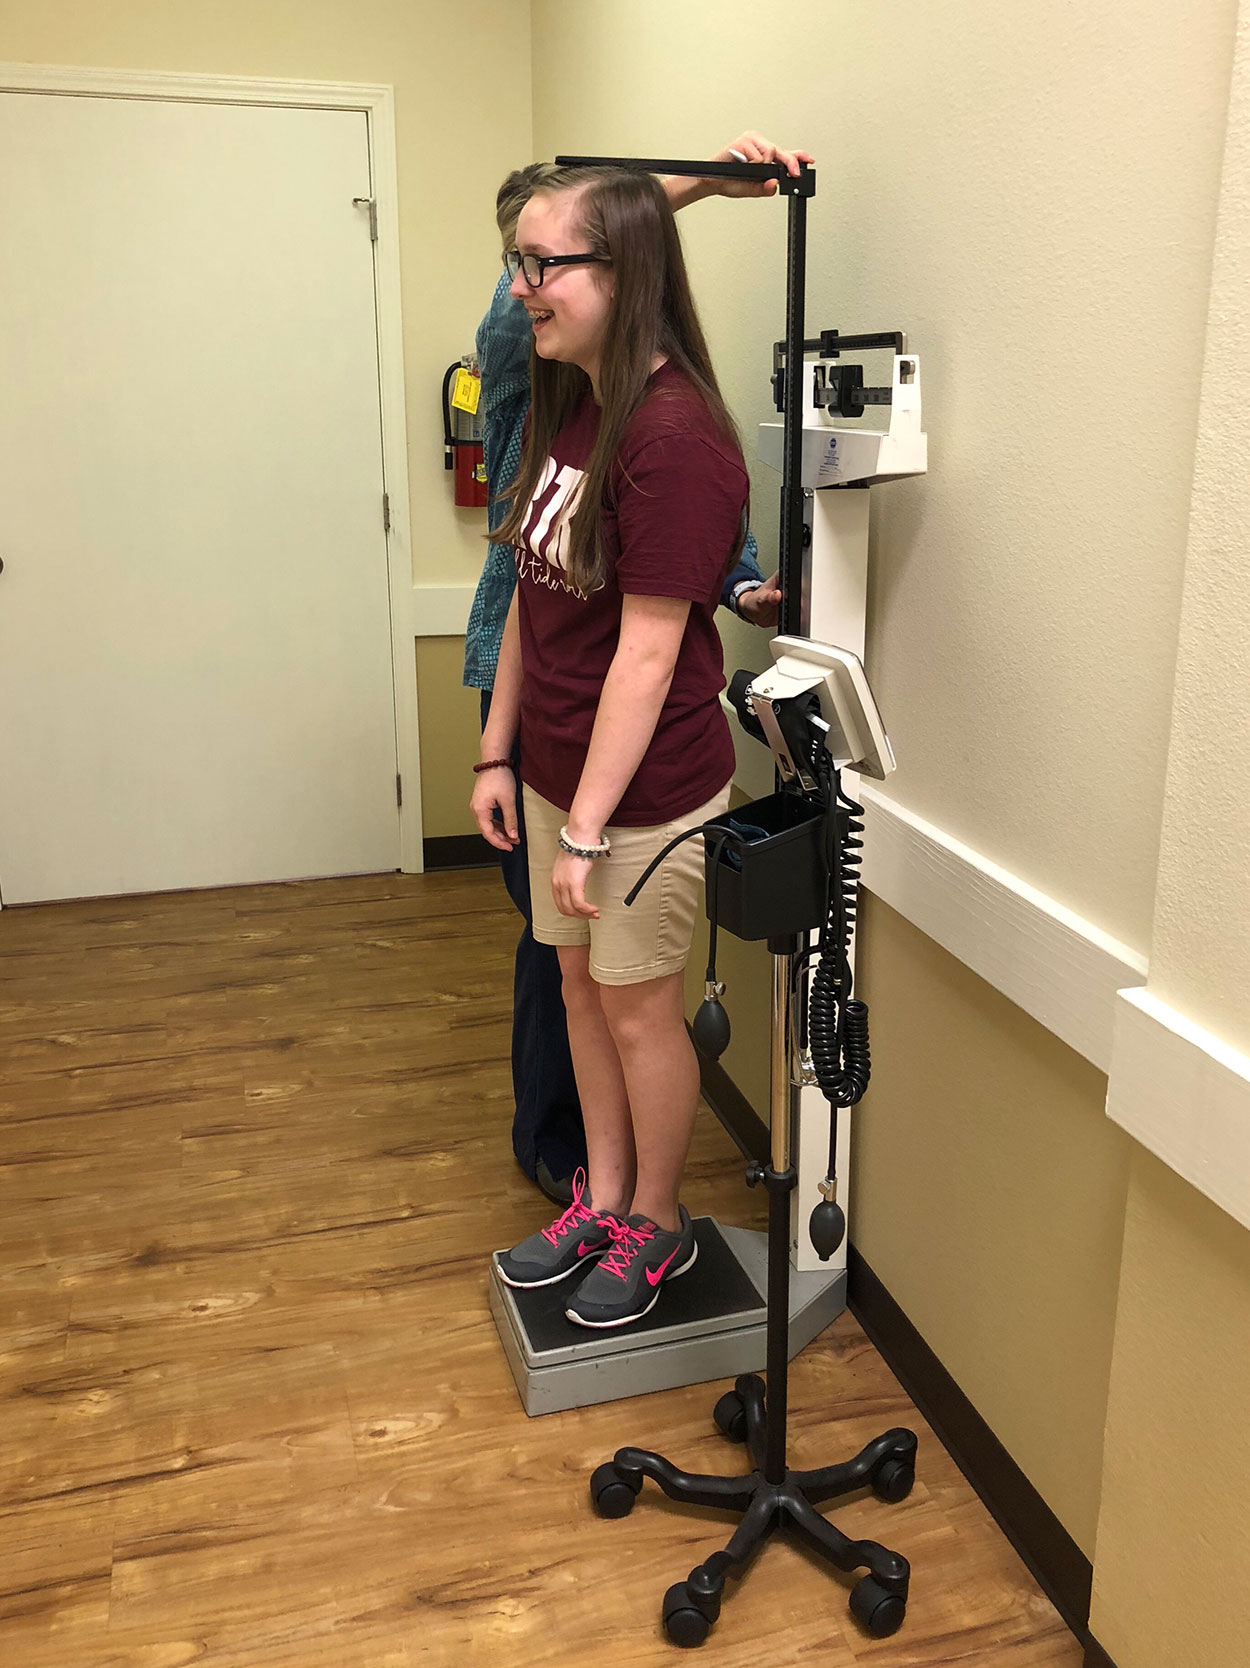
[442,355,488,509]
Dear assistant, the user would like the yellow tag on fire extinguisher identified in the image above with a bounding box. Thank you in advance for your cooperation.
[450,367,481,415]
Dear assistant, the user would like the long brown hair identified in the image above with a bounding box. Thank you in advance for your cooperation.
[494,167,745,597]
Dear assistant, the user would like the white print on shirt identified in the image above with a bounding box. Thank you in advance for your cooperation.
[515,457,591,595]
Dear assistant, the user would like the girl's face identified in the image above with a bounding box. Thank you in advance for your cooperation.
[511,190,613,389]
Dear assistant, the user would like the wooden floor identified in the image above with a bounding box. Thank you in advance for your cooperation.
[0,870,1082,1667]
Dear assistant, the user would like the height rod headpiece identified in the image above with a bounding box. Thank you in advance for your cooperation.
[553,154,816,196]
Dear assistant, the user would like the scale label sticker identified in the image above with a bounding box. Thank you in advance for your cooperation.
[816,435,842,485]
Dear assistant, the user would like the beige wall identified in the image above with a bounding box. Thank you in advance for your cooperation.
[0,0,531,840]
[533,0,1250,1633]
[684,866,1133,1562]
[415,638,486,840]
[686,893,1132,1560]
[685,882,1131,1561]
[1090,12,1250,1666]
[854,897,1130,1557]
[1091,1151,1250,1666]
[532,0,1238,954]
[1148,2,1250,1053]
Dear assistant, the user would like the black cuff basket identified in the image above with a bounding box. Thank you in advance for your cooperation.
[704,791,829,942]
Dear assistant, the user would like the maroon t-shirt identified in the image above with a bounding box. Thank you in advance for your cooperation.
[513,364,746,826]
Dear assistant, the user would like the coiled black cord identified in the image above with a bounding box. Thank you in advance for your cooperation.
[807,761,872,1108]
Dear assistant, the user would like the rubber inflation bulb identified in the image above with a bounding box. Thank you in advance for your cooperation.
[809,1199,847,1261]
[692,996,731,1059]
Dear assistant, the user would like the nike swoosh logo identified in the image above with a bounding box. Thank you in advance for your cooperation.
[646,1246,683,1287]
[577,1240,602,1257]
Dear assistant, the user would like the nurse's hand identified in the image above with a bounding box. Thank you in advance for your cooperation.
[551,850,599,920]
[471,765,519,852]
[738,571,783,627]
[664,134,813,211]
[712,133,813,196]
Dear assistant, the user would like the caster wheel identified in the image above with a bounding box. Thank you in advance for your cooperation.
[590,1462,638,1519]
[662,1582,711,1648]
[849,1574,907,1638]
[713,1390,748,1444]
[873,1458,915,1502]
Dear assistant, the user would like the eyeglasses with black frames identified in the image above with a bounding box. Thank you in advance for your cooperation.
[504,249,611,288]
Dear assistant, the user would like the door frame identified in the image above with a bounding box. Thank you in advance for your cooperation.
[0,62,424,878]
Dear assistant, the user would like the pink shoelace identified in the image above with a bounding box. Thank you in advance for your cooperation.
[540,1168,599,1247]
[596,1218,656,1282]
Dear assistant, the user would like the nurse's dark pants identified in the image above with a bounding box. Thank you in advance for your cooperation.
[481,691,586,1184]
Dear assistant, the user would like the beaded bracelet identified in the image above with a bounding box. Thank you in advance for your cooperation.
[558,825,611,859]
[472,759,514,775]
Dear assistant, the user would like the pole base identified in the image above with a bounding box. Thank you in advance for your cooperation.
[590,1372,917,1646]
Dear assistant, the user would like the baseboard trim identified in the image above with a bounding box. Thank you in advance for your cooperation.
[846,1244,1098,1649]
[422,835,495,872]
[694,1044,770,1166]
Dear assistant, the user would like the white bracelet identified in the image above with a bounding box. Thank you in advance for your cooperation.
[730,579,763,615]
[558,825,611,859]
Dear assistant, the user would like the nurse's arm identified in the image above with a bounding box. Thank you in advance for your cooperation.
[662,131,813,209]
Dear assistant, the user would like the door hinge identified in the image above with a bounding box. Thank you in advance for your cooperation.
[353,196,379,242]
[383,491,391,532]
[396,773,403,808]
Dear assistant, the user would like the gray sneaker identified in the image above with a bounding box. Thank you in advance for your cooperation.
[494,1170,615,1289]
[564,1207,698,1329]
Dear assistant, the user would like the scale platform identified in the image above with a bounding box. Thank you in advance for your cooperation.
[490,1216,846,1417]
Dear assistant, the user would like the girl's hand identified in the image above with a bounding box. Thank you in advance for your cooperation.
[713,133,814,197]
[738,571,783,627]
[551,850,599,920]
[470,766,519,852]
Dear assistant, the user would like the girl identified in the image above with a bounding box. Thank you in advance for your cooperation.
[471,167,753,1330]
[465,144,790,1212]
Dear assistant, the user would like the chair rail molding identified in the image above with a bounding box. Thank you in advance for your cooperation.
[1106,986,1250,1231]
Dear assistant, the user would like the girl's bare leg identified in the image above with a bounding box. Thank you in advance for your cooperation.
[556,944,634,1216]
[597,970,698,1234]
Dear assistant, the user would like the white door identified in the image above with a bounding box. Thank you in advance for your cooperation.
[0,92,400,903]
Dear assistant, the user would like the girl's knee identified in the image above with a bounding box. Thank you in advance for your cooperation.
[599,977,683,1050]
[557,948,600,1013]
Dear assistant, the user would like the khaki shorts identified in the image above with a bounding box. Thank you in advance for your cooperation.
[524,782,733,986]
